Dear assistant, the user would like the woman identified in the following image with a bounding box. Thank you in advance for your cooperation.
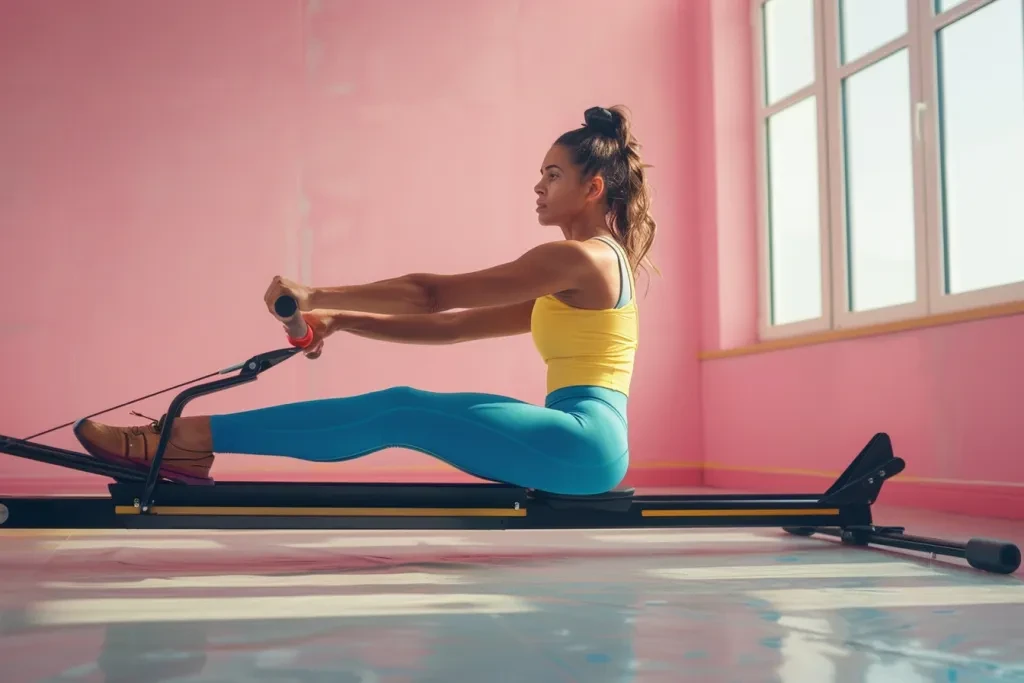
[73,105,657,496]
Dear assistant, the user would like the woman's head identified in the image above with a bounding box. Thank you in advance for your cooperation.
[534,105,656,275]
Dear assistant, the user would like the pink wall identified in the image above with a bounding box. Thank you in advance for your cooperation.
[702,316,1024,519]
[0,0,700,492]
[699,0,760,354]
[8,0,1014,519]
[698,0,1024,519]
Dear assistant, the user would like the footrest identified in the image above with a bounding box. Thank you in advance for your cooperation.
[528,487,635,513]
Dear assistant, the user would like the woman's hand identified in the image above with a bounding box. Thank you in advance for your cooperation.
[289,311,334,359]
[264,276,315,317]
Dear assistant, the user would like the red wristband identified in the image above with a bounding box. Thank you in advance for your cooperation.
[287,317,315,349]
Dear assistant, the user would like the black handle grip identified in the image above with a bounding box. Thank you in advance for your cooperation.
[274,295,309,342]
[274,295,298,318]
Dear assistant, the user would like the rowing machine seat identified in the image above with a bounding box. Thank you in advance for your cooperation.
[528,487,635,512]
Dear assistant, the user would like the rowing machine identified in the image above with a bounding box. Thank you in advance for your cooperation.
[0,298,1020,575]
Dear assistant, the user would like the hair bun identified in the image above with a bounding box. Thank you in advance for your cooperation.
[584,106,619,137]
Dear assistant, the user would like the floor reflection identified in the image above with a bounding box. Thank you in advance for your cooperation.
[1,519,1022,682]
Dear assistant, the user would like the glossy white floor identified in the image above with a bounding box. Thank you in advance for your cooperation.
[1,503,1022,682]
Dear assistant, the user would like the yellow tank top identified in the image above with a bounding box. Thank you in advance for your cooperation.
[530,236,639,396]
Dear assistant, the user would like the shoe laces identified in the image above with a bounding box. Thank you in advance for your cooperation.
[129,411,165,433]
[129,411,210,461]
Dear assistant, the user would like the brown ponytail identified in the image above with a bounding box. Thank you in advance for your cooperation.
[555,105,658,281]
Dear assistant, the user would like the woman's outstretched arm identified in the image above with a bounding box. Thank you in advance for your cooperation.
[268,240,598,316]
[321,299,535,345]
[306,274,434,314]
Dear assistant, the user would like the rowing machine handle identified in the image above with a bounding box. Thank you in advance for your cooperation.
[273,295,313,348]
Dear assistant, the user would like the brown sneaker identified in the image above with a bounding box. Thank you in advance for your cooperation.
[73,416,215,485]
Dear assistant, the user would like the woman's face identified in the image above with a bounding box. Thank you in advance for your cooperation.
[534,144,600,227]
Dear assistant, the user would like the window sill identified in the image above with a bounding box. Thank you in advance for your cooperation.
[699,299,1024,360]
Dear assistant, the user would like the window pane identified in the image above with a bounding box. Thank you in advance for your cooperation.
[766,97,823,325]
[937,0,1024,294]
[843,50,918,312]
[840,0,908,64]
[763,0,816,104]
[936,0,970,12]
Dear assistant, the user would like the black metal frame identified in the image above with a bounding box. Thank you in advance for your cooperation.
[1,347,1020,575]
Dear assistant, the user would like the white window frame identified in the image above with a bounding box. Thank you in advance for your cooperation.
[753,0,834,340]
[753,0,1024,342]
[918,0,1024,314]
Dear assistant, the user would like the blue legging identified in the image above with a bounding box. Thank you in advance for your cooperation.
[208,385,630,495]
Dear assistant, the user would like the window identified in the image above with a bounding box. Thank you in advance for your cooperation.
[754,0,1024,338]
